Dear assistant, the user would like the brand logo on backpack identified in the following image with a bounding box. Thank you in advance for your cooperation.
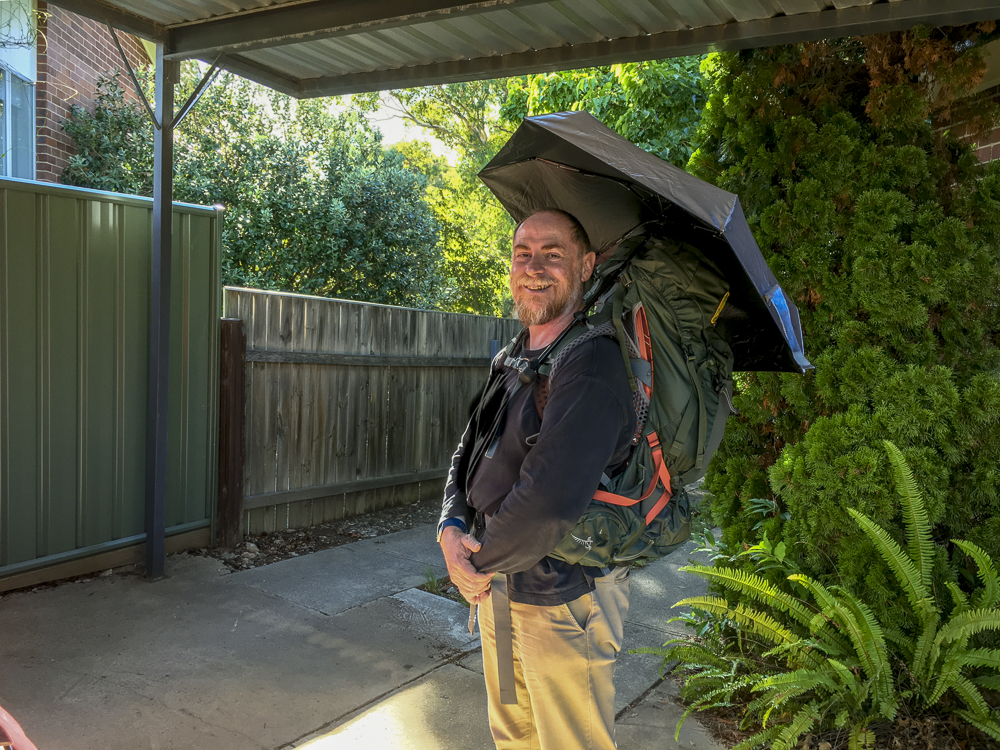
[571,533,594,551]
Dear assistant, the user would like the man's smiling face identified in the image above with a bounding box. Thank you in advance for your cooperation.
[510,211,595,329]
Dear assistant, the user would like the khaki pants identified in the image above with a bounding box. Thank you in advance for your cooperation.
[479,567,631,750]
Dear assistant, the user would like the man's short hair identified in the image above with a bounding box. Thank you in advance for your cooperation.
[516,208,592,256]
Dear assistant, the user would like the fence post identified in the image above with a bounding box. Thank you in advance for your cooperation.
[216,318,246,548]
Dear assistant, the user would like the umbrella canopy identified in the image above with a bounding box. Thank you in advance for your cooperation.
[479,111,812,374]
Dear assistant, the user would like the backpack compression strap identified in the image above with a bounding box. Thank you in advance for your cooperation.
[592,432,673,526]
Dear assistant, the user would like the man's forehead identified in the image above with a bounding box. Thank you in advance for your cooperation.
[514,212,576,246]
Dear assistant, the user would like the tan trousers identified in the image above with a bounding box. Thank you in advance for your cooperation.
[479,567,631,750]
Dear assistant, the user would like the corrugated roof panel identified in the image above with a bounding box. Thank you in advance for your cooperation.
[617,0,689,32]
[505,4,606,45]
[429,18,508,57]
[487,8,584,49]
[773,0,835,14]
[665,0,732,28]
[580,0,654,37]
[111,0,295,26]
[712,0,781,24]
[446,13,535,53]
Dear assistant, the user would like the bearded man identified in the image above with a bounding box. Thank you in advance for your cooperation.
[438,208,637,750]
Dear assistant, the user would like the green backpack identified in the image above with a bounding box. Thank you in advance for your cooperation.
[505,233,735,567]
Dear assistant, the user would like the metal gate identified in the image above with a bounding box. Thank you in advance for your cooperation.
[0,178,221,585]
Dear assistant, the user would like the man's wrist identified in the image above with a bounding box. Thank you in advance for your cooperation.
[437,517,468,542]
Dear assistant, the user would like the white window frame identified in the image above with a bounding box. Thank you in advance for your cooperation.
[0,61,36,180]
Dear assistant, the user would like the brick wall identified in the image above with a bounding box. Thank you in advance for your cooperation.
[36,2,151,183]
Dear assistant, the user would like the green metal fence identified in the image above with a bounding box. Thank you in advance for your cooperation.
[0,178,221,579]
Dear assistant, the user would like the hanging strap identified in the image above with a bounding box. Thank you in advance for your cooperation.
[611,284,638,394]
[677,379,732,487]
[664,347,707,475]
[491,575,518,705]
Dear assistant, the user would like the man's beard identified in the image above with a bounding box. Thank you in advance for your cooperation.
[512,276,583,328]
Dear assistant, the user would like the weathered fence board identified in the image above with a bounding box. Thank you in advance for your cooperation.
[224,287,520,533]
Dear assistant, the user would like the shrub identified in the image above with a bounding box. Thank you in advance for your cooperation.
[61,69,448,309]
[690,25,1000,629]
[649,442,1000,749]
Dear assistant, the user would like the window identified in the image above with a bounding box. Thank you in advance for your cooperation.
[0,66,34,179]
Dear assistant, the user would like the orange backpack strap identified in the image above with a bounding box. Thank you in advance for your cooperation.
[592,432,673,526]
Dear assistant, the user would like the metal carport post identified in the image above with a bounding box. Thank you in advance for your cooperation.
[109,30,220,579]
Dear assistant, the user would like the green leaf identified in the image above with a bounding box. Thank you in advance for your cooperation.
[882,440,934,588]
[953,539,1000,610]
[847,508,931,612]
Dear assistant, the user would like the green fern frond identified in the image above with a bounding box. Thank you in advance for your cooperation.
[883,622,915,660]
[674,597,803,652]
[730,725,783,750]
[827,657,864,693]
[788,575,884,683]
[973,674,1000,691]
[635,640,732,673]
[946,581,970,616]
[883,440,933,589]
[847,507,930,610]
[849,722,878,750]
[962,648,1000,671]
[954,540,1000,610]
[772,703,819,750]
[752,667,841,696]
[910,609,942,689]
[937,608,1000,646]
[835,587,896,718]
[954,709,1000,742]
[679,564,819,631]
[950,674,993,719]
[929,654,967,706]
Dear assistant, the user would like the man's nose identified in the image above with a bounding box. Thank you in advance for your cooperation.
[525,253,547,274]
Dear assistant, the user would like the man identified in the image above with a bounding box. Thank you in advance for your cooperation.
[438,209,637,749]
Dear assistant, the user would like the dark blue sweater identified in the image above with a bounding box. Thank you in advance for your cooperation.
[439,333,635,606]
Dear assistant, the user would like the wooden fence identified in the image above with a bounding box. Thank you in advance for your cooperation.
[222,287,521,535]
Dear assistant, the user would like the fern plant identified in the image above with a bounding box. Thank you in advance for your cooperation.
[650,441,1000,749]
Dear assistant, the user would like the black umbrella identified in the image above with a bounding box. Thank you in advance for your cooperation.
[479,111,812,374]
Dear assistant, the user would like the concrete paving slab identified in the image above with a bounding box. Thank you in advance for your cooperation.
[626,540,712,641]
[0,553,467,750]
[350,525,447,568]
[292,663,493,750]
[615,621,674,715]
[391,588,480,652]
[615,679,725,750]
[231,542,448,616]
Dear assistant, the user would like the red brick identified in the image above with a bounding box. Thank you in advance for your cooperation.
[35,1,151,181]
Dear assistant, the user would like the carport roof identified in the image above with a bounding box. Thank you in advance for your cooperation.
[48,0,1000,98]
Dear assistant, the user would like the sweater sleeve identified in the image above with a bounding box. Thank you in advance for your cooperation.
[470,343,634,574]
[437,419,474,537]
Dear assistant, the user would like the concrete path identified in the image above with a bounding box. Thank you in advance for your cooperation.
[0,523,725,750]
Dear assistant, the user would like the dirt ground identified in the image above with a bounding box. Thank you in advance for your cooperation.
[192,497,443,572]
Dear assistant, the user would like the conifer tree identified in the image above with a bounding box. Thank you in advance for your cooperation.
[692,24,1000,625]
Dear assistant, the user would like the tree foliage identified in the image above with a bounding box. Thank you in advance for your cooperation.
[354,82,514,314]
[691,24,1000,629]
[501,58,705,168]
[61,67,447,308]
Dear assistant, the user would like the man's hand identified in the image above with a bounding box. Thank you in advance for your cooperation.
[439,526,493,604]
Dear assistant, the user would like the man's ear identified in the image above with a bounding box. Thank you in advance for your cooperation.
[581,251,596,282]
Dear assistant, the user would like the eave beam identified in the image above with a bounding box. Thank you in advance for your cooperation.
[45,0,168,43]
[165,0,549,61]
